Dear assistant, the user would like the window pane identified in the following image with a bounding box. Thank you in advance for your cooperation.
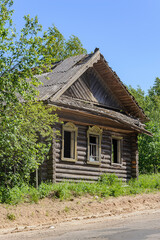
[90,144,96,156]
[89,135,99,161]
[112,139,121,164]
[71,131,75,158]
[90,136,96,144]
[64,131,71,158]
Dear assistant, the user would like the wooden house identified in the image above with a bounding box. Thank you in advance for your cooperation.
[37,48,151,183]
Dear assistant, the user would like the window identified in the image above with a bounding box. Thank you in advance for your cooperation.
[111,136,122,164]
[87,126,102,164]
[62,122,77,161]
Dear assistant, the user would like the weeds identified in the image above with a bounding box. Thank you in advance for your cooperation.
[1,173,160,205]
[7,213,16,221]
[63,206,70,213]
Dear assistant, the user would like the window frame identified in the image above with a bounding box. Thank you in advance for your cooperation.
[111,135,123,165]
[87,126,102,165]
[61,122,78,162]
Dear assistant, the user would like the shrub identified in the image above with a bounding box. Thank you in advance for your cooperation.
[27,187,40,203]
[98,173,121,186]
[7,213,16,221]
[38,182,54,198]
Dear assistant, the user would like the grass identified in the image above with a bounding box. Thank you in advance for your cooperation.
[7,213,16,221]
[63,206,70,213]
[1,173,160,205]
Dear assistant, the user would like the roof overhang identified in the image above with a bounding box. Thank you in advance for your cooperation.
[48,97,152,137]
[37,48,149,125]
[93,54,149,123]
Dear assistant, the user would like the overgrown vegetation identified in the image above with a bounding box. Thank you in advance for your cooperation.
[1,0,160,192]
[0,0,86,187]
[1,174,160,205]
[128,78,160,174]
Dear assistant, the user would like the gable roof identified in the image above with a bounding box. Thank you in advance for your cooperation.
[37,48,148,123]
[37,51,100,101]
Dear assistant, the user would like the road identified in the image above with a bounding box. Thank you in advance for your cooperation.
[1,209,160,240]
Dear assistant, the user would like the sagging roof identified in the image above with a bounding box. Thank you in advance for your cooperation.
[36,48,148,123]
[52,95,152,136]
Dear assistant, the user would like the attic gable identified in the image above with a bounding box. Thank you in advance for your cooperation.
[37,49,148,122]
[63,68,124,112]
[93,54,148,122]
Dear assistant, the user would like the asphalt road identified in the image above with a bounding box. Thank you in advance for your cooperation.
[1,209,160,240]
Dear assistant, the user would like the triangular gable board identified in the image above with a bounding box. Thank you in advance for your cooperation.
[62,68,124,111]
[38,50,147,122]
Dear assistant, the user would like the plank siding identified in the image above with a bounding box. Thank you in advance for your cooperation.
[52,123,133,182]
[63,69,124,111]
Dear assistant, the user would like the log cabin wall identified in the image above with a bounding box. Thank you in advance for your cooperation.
[50,121,135,183]
[37,51,148,184]
[131,134,139,178]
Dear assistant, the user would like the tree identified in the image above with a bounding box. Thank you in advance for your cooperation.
[43,25,87,63]
[0,0,87,186]
[128,80,160,174]
[0,102,59,186]
[128,85,146,110]
[0,1,87,106]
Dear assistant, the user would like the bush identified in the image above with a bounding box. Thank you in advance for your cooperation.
[128,174,160,193]
[38,182,54,198]
[7,213,16,221]
[98,173,121,185]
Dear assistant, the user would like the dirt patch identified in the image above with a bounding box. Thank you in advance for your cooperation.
[0,192,160,230]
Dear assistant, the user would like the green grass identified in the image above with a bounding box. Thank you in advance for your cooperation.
[7,213,16,221]
[1,173,160,205]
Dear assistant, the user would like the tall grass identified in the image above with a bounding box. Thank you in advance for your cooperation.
[1,173,160,205]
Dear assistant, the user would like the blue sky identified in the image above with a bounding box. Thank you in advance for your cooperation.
[12,0,160,93]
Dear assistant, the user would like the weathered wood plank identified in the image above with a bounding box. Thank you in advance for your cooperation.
[56,172,131,181]
[56,168,101,176]
[56,173,99,181]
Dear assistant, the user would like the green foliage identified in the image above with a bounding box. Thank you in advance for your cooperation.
[128,174,160,190]
[38,181,55,198]
[7,213,16,221]
[0,2,86,106]
[43,25,87,63]
[128,79,160,174]
[0,0,86,187]
[28,187,40,203]
[128,85,146,109]
[0,102,59,186]
[98,173,120,185]
[1,174,160,205]
[63,206,70,213]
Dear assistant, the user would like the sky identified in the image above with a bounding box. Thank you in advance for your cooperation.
[12,0,160,93]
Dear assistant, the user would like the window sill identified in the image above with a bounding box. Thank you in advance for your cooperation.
[87,161,101,166]
[61,158,77,162]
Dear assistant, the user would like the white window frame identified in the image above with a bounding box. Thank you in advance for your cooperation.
[87,126,102,165]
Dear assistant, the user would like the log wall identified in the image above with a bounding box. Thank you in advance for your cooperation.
[131,134,139,178]
[49,122,137,183]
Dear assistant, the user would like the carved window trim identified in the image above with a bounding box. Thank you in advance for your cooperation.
[87,126,103,165]
[61,122,78,162]
[111,135,123,166]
